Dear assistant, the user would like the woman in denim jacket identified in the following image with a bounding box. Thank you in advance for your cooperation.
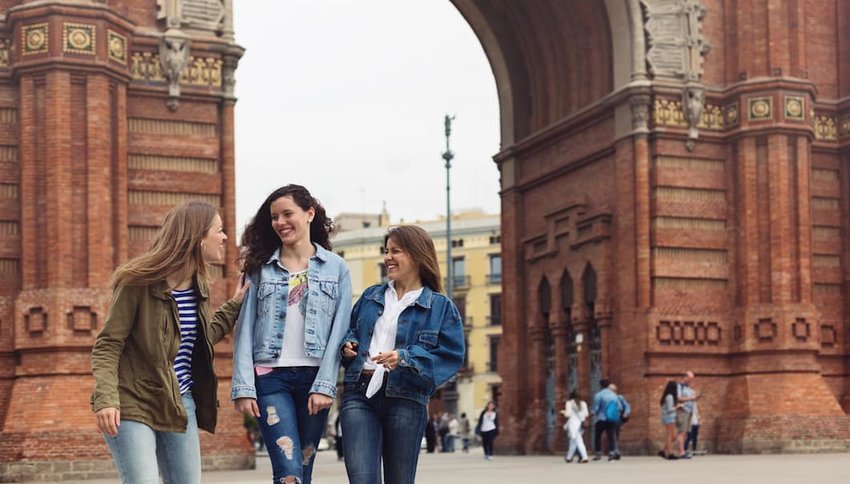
[340,225,465,484]
[231,185,352,484]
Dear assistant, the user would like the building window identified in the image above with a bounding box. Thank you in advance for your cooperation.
[489,235,500,245]
[451,238,464,248]
[454,296,467,325]
[450,257,468,288]
[488,335,500,372]
[379,263,388,283]
[336,250,345,258]
[489,294,501,326]
[490,384,502,406]
[487,254,501,284]
[463,337,470,370]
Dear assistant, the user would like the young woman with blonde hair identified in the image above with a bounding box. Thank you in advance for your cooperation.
[91,201,248,483]
[340,225,465,484]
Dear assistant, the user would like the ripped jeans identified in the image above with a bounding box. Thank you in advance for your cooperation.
[256,367,329,484]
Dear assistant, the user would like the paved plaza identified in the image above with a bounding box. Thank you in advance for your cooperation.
[29,451,850,484]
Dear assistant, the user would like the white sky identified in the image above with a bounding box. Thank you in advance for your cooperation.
[232,1,501,234]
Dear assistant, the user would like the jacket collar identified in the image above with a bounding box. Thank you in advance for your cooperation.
[150,274,210,300]
[367,282,434,309]
[264,243,329,266]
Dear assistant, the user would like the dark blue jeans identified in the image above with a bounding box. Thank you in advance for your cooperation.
[255,367,329,484]
[341,376,428,484]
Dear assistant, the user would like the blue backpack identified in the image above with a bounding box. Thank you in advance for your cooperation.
[605,398,621,422]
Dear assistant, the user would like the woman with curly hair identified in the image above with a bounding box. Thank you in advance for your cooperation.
[231,185,351,484]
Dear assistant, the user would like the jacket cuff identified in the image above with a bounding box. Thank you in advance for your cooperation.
[396,349,419,374]
[231,385,257,401]
[310,380,338,399]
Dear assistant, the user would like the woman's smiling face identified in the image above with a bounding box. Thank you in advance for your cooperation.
[270,195,314,247]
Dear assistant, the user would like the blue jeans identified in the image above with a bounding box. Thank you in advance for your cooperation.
[341,376,428,484]
[103,392,201,484]
[256,367,329,484]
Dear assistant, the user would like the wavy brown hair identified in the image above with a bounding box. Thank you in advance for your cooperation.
[239,185,334,275]
[384,225,442,293]
[110,201,219,288]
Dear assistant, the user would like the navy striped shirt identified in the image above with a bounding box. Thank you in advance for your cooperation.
[172,287,197,395]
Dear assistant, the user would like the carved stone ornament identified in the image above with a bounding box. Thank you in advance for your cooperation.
[630,94,651,133]
[158,0,227,32]
[222,54,238,99]
[641,0,710,82]
[159,30,190,111]
[682,85,705,150]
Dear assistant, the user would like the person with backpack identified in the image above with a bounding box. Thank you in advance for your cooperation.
[591,381,630,461]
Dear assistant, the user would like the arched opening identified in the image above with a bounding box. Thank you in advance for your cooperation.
[561,269,578,394]
[583,263,601,399]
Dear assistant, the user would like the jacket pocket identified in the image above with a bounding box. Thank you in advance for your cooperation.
[417,330,439,349]
[318,281,338,316]
[257,282,276,320]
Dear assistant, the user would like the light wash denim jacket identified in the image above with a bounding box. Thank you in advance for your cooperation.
[231,244,352,400]
[341,283,465,406]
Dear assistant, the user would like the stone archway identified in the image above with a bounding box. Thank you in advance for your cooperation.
[451,0,850,455]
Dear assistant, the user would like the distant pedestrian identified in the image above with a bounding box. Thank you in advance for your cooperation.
[334,412,344,461]
[591,381,630,460]
[659,380,680,460]
[425,415,438,453]
[562,390,589,463]
[447,414,459,452]
[476,401,499,460]
[684,400,701,456]
[459,413,471,453]
[438,413,450,452]
[676,371,701,458]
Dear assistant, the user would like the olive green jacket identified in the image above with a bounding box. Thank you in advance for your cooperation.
[91,277,241,433]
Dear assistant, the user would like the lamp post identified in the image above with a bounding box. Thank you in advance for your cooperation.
[442,114,455,299]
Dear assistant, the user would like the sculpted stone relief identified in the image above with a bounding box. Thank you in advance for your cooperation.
[639,0,710,150]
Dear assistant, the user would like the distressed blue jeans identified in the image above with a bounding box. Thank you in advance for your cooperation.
[341,376,428,484]
[103,392,201,484]
[256,367,328,484]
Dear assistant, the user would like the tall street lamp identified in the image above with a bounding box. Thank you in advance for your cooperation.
[442,114,456,299]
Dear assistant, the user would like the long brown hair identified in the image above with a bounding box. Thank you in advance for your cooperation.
[110,201,219,288]
[239,185,334,275]
[384,225,442,293]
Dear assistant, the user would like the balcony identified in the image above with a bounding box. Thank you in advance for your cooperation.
[445,275,471,290]
[486,273,502,285]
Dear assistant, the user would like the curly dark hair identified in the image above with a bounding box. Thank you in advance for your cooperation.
[238,184,334,274]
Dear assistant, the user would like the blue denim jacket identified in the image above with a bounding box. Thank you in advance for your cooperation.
[342,283,465,406]
[231,244,352,400]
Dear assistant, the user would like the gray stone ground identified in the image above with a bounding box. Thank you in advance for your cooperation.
[28,451,850,484]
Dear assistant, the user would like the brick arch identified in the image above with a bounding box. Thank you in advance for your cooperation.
[451,0,636,144]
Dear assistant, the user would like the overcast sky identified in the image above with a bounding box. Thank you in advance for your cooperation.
[232,1,500,234]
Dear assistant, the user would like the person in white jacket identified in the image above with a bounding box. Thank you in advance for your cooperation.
[562,390,590,463]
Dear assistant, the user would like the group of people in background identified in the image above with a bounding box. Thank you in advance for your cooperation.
[560,380,631,464]
[660,371,701,460]
[91,184,466,484]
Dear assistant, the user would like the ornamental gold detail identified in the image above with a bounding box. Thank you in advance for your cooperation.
[814,115,837,141]
[784,95,804,121]
[653,98,723,130]
[0,39,10,67]
[63,23,95,55]
[748,96,773,121]
[108,30,128,65]
[22,23,48,55]
[130,51,222,87]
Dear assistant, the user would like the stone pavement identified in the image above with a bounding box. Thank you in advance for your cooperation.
[28,451,850,484]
